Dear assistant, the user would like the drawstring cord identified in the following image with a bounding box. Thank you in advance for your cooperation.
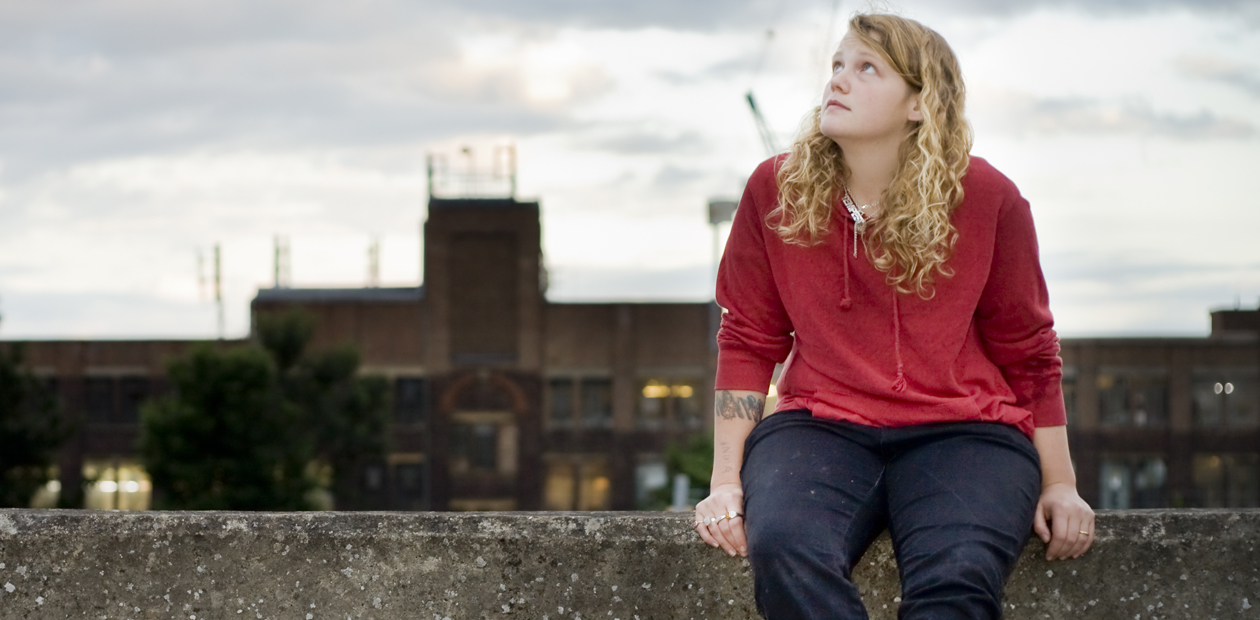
[840,219,853,309]
[891,290,907,392]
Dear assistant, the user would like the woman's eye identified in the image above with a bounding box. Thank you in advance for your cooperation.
[861,62,875,73]
[832,62,842,73]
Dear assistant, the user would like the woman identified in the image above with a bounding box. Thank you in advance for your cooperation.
[694,13,1094,620]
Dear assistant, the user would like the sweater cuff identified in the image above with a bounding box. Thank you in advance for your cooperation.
[715,347,777,393]
[1025,381,1068,427]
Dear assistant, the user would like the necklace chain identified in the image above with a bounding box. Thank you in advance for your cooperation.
[841,188,875,258]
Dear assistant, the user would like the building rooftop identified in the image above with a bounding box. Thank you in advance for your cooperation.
[252,286,424,304]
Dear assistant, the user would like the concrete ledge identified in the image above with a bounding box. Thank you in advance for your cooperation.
[0,509,1257,619]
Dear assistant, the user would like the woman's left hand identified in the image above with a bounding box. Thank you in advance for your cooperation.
[1033,481,1095,560]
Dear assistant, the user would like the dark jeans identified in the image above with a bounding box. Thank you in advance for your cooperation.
[741,410,1041,620]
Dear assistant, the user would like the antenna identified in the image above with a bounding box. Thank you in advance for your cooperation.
[368,237,381,288]
[273,235,291,288]
[197,249,207,302]
[214,243,224,339]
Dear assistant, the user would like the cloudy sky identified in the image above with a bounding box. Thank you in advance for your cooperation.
[0,0,1257,339]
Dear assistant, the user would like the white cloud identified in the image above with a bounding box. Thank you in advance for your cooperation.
[0,1,1257,339]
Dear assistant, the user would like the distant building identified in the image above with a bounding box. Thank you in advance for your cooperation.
[10,195,1260,511]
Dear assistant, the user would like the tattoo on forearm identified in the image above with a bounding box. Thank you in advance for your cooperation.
[719,441,734,474]
[716,391,765,423]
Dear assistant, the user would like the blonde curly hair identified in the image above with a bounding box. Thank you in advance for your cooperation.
[770,13,972,298]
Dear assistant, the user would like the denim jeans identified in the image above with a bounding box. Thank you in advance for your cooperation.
[741,410,1041,620]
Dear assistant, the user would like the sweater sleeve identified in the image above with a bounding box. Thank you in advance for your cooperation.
[714,163,794,392]
[975,192,1068,428]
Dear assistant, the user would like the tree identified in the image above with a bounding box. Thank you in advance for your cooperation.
[0,338,73,507]
[139,345,315,510]
[645,433,713,510]
[139,308,392,511]
[256,309,391,510]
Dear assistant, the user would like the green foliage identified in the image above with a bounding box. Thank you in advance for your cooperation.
[140,345,314,510]
[256,309,315,373]
[283,345,391,510]
[644,433,714,510]
[140,308,391,511]
[0,343,73,508]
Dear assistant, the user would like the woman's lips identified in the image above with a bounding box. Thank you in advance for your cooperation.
[826,99,849,111]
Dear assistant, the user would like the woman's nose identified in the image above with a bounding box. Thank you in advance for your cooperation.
[829,68,850,93]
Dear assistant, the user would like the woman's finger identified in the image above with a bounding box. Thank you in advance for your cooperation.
[1070,512,1095,558]
[725,510,748,556]
[1046,504,1069,560]
[693,508,720,548]
[1032,501,1051,544]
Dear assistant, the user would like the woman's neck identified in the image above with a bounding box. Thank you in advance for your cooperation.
[838,137,903,212]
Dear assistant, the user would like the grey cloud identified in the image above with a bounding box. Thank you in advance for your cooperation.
[653,164,707,188]
[911,0,1260,19]
[582,129,708,155]
[1173,55,1260,98]
[440,0,781,31]
[982,94,1255,140]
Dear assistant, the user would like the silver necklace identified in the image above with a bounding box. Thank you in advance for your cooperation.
[842,188,875,257]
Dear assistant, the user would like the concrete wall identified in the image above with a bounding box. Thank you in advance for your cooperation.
[0,509,1256,619]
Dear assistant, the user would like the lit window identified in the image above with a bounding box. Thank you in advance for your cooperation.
[84,459,152,511]
[1192,368,1258,428]
[637,377,704,431]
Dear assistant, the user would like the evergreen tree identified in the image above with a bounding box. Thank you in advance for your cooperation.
[0,319,72,507]
[256,309,391,509]
[140,309,391,511]
[139,344,315,510]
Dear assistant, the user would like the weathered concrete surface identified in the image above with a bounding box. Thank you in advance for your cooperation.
[0,509,1256,619]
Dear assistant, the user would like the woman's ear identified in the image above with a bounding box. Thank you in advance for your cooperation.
[907,95,924,123]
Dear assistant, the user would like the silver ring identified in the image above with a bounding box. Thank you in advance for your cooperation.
[703,516,712,526]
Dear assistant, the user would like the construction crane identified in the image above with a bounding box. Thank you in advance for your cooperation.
[745,91,779,157]
[745,28,780,157]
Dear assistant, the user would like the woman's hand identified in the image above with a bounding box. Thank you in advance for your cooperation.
[694,481,747,557]
[1033,481,1095,560]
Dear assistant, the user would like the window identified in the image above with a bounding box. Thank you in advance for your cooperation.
[580,379,613,430]
[1193,454,1259,508]
[393,462,427,510]
[547,378,575,429]
[1098,455,1167,509]
[451,423,499,472]
[448,411,516,476]
[117,377,150,424]
[637,377,704,431]
[83,459,151,511]
[1061,366,1077,426]
[85,377,115,423]
[1097,369,1167,427]
[1192,368,1259,428]
[393,377,429,425]
[543,455,611,511]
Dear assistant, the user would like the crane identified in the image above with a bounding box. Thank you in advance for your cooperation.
[745,91,779,157]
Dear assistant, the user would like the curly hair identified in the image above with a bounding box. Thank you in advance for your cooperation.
[770,13,973,298]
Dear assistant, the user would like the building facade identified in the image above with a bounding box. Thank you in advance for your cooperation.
[10,196,1260,511]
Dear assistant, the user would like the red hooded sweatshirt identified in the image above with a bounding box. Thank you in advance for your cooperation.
[715,155,1066,439]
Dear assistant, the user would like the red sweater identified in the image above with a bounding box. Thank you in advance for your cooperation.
[715,155,1066,438]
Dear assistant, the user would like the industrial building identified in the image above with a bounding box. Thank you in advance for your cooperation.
[12,193,1260,512]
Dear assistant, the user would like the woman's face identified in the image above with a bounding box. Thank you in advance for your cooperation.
[819,34,922,146]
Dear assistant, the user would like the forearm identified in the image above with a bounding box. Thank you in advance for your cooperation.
[711,390,765,488]
[1032,425,1077,488]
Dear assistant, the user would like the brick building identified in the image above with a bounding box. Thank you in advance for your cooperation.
[9,195,1260,511]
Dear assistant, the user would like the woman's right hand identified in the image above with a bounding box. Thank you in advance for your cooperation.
[694,481,747,557]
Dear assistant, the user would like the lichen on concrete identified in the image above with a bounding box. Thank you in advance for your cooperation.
[0,509,1256,619]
